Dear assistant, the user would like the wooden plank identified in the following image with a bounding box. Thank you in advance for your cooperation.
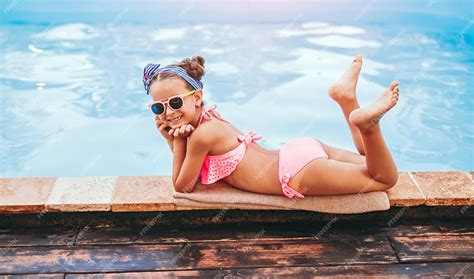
[2,205,474,229]
[388,220,474,262]
[0,227,77,247]
[0,236,396,274]
[383,219,474,237]
[390,233,474,262]
[64,262,474,278]
[75,222,381,245]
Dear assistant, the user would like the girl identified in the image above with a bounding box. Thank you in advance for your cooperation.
[144,55,399,198]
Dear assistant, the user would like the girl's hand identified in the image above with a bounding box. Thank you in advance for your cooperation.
[169,124,195,139]
[155,116,174,149]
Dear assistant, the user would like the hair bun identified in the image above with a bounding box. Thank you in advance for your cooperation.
[176,55,205,81]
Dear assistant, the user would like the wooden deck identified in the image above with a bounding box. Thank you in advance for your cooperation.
[1,171,472,277]
[1,217,473,277]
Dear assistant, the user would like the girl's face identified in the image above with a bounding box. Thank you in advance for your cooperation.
[149,78,203,128]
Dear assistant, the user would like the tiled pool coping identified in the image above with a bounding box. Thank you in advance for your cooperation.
[0,171,472,214]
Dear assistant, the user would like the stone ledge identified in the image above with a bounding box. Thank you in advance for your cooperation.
[0,171,472,214]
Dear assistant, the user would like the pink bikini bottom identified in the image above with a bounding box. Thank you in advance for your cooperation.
[278,137,329,199]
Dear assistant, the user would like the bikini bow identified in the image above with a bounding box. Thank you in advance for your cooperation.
[280,166,305,199]
[238,130,263,145]
[281,172,291,184]
[201,104,218,121]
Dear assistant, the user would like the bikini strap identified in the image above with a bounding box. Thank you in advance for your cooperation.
[198,104,230,126]
[237,130,263,145]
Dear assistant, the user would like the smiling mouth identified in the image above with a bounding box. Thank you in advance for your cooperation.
[168,115,183,123]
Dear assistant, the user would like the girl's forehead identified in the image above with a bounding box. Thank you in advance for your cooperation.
[150,79,187,101]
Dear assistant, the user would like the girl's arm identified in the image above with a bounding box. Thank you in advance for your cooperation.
[158,119,212,193]
[171,137,187,188]
[172,127,213,193]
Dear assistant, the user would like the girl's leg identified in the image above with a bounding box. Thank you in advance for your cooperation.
[293,159,392,195]
[349,80,400,186]
[294,81,400,195]
[328,55,366,155]
[320,142,365,165]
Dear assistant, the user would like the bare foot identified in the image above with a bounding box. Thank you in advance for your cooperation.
[328,54,363,104]
[349,81,400,133]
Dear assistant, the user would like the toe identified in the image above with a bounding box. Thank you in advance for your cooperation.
[390,80,399,90]
[354,54,362,62]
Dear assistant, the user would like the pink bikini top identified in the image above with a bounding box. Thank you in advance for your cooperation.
[197,104,263,184]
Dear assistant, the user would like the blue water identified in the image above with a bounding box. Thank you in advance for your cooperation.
[1,0,473,178]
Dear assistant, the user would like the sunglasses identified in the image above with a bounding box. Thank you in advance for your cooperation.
[147,89,197,115]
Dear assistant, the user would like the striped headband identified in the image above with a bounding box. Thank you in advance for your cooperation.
[142,63,204,95]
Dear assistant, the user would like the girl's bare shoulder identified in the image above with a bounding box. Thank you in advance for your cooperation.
[190,117,236,145]
[188,117,222,144]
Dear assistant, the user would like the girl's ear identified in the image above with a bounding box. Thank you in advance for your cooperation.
[195,89,203,107]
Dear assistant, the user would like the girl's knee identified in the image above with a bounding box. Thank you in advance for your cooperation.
[376,172,399,190]
[385,172,399,188]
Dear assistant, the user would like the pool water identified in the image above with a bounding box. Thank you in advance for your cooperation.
[1,0,473,178]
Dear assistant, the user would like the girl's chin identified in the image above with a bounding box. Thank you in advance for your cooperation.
[169,120,186,128]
